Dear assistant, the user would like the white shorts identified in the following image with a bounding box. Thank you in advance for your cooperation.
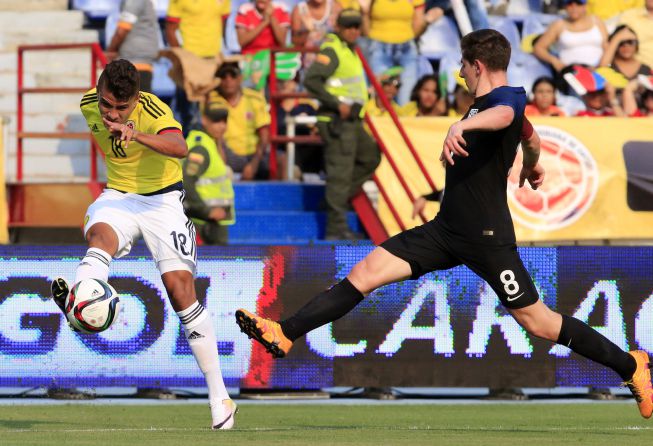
[84,188,197,275]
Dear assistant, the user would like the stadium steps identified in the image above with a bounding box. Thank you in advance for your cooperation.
[0,1,99,183]
[229,183,365,244]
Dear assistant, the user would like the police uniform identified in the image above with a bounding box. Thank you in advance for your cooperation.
[382,86,540,309]
[303,10,380,238]
[80,88,197,274]
[182,128,235,245]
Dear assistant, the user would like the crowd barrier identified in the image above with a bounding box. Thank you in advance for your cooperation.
[0,245,651,389]
[372,116,653,241]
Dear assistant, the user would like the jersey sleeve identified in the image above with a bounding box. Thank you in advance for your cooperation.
[166,0,181,21]
[141,94,182,135]
[79,89,98,128]
[119,0,141,25]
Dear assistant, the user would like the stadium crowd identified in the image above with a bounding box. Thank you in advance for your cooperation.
[103,0,653,182]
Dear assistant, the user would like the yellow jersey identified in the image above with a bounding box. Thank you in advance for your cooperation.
[206,88,271,156]
[167,0,231,58]
[368,0,425,44]
[80,88,183,194]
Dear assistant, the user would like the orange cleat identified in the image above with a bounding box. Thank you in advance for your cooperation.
[235,309,293,358]
[623,350,653,419]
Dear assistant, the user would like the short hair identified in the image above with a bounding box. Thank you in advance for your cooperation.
[461,29,511,72]
[410,74,441,103]
[97,59,140,101]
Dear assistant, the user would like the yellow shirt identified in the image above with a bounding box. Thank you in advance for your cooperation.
[365,97,406,117]
[619,8,653,68]
[368,0,424,44]
[207,88,271,156]
[80,89,183,194]
[587,0,643,20]
[167,0,231,57]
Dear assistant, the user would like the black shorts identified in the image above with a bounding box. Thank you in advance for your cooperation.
[381,220,539,309]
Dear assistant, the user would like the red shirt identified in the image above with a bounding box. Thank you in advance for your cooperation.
[576,108,615,117]
[236,2,290,55]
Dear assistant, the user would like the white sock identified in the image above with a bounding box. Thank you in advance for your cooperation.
[74,247,112,284]
[177,301,230,417]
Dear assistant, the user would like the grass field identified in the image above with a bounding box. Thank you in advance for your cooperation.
[1,402,650,445]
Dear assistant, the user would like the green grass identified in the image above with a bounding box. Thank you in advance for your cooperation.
[0,403,650,445]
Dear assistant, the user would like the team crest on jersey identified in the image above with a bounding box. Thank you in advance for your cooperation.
[467,108,478,118]
[507,125,599,232]
[91,123,100,132]
[125,120,135,130]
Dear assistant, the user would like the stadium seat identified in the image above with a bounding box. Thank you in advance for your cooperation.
[72,0,119,19]
[521,13,559,42]
[508,52,554,95]
[488,16,521,51]
[157,0,170,18]
[223,13,241,54]
[419,16,460,61]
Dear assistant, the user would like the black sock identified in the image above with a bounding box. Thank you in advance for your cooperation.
[557,314,636,381]
[280,278,364,341]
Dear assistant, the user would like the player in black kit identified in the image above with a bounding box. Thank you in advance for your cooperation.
[236,29,653,419]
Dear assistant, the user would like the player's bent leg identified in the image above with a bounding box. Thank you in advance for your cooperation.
[508,300,562,342]
[236,247,412,359]
[347,247,412,295]
[163,269,235,429]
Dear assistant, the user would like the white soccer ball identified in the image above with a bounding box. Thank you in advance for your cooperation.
[65,279,121,334]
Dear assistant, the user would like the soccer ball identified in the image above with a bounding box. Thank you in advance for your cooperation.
[65,279,121,334]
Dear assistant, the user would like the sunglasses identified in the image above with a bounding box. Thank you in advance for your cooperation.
[619,39,638,46]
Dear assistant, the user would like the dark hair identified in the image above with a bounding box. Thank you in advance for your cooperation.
[97,59,140,101]
[409,74,440,103]
[642,89,653,102]
[531,76,556,93]
[609,24,639,51]
[461,29,511,71]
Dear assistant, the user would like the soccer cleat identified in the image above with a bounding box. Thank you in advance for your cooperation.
[235,309,293,358]
[211,399,238,430]
[49,277,70,313]
[623,350,653,419]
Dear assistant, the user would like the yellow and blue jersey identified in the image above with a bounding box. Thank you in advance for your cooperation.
[80,88,183,194]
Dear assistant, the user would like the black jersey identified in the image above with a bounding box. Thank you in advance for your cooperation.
[437,86,526,245]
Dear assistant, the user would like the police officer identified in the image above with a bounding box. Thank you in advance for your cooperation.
[304,8,380,240]
[182,103,235,245]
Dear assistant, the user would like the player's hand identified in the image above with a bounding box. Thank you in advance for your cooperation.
[105,51,119,62]
[102,117,138,148]
[519,163,545,190]
[440,122,468,165]
[412,196,427,219]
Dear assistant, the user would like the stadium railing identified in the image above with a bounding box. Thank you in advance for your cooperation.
[12,42,107,227]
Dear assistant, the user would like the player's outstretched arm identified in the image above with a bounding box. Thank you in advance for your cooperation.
[102,116,188,158]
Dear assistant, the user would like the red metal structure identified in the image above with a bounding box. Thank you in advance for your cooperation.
[11,43,107,226]
[267,46,436,243]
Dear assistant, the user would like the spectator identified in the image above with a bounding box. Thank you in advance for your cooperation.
[587,0,643,21]
[525,77,567,116]
[365,67,406,117]
[207,63,273,180]
[236,0,291,55]
[182,103,235,245]
[363,0,427,105]
[619,1,653,69]
[534,0,608,74]
[600,25,652,80]
[291,0,341,49]
[166,0,231,131]
[304,9,380,239]
[401,74,447,116]
[576,83,624,116]
[447,84,474,117]
[622,78,653,115]
[106,0,159,93]
[276,78,322,175]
